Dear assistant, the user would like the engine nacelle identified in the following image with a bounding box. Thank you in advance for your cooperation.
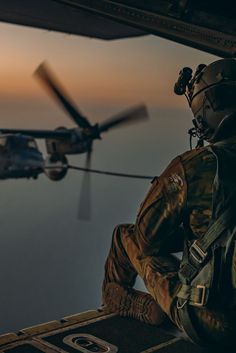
[46,127,92,155]
[44,154,68,181]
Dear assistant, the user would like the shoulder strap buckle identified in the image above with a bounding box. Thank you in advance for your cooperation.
[193,285,207,307]
[189,240,207,264]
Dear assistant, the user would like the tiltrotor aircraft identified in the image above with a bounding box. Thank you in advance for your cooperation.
[0,62,148,181]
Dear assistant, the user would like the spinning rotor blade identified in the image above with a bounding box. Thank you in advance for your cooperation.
[78,151,92,220]
[34,62,91,129]
[98,104,149,133]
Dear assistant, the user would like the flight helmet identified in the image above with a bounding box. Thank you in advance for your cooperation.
[174,58,236,143]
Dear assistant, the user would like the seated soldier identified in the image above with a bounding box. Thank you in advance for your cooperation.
[102,58,236,348]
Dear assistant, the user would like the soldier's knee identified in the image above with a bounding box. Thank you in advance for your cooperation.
[112,224,133,243]
[112,224,124,240]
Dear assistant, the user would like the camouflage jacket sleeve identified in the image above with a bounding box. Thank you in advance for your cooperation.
[134,155,187,257]
[134,147,217,257]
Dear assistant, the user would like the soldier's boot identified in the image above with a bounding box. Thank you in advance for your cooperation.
[103,282,165,325]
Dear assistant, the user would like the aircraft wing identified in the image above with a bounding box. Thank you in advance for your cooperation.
[0,0,145,40]
[0,1,235,57]
[0,129,72,139]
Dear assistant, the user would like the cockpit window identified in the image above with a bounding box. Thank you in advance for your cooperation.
[7,136,38,150]
[27,140,37,149]
[0,137,6,147]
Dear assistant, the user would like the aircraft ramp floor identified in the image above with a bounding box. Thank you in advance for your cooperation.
[0,310,232,353]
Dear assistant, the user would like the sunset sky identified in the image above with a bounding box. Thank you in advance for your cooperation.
[0,22,216,119]
[0,21,217,334]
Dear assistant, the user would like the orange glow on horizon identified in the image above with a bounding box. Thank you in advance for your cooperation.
[0,22,216,113]
[0,67,185,108]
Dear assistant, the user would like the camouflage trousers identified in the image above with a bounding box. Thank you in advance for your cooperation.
[103,224,236,347]
[102,223,181,323]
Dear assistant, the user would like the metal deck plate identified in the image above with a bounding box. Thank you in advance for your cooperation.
[0,310,233,352]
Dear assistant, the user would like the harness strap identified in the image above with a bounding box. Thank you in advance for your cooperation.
[177,284,209,307]
[195,207,233,255]
[177,145,236,345]
[179,205,234,284]
[178,301,204,346]
[177,200,236,344]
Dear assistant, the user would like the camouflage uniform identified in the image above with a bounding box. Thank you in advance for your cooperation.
[103,145,236,346]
